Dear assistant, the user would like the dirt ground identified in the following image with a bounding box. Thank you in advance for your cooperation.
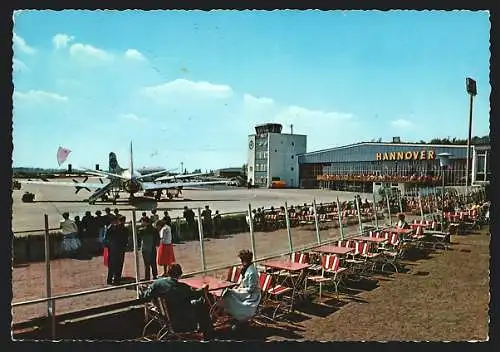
[11,221,361,324]
[11,221,490,341]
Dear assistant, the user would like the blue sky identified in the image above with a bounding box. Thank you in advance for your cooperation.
[12,10,490,171]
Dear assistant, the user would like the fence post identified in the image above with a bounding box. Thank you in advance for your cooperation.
[372,192,379,230]
[284,202,293,253]
[336,197,344,241]
[355,196,363,234]
[247,203,257,259]
[418,192,424,221]
[131,210,140,299]
[398,190,403,214]
[196,208,206,272]
[385,190,392,226]
[44,214,56,339]
[312,199,322,244]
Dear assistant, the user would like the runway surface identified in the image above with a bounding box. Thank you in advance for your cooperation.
[12,177,373,234]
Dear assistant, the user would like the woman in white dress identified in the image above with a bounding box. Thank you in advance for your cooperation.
[60,212,81,257]
[221,249,261,329]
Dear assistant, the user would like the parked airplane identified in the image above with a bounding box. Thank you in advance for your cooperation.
[19,142,229,204]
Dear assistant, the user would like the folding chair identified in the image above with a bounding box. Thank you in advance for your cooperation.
[257,271,294,320]
[142,297,202,341]
[307,255,346,301]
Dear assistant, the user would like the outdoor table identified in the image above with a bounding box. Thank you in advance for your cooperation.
[411,223,429,230]
[387,228,414,236]
[180,276,238,322]
[312,245,354,255]
[262,260,310,313]
[351,236,387,244]
[180,276,237,292]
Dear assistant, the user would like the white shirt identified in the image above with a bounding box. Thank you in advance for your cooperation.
[60,219,78,235]
[159,225,172,245]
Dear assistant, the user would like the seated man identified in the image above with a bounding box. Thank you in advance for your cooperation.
[140,263,214,340]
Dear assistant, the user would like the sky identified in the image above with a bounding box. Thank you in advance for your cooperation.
[12,10,491,171]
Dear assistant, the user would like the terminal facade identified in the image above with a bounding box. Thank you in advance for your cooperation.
[298,141,491,193]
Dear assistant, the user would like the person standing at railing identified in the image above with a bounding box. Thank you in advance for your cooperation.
[60,212,81,258]
[105,216,129,285]
[157,218,176,277]
[150,208,160,227]
[213,210,222,237]
[138,217,159,281]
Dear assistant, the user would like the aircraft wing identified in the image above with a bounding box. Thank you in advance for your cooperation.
[18,179,106,189]
[136,169,174,180]
[80,168,128,180]
[142,180,228,191]
[154,172,208,182]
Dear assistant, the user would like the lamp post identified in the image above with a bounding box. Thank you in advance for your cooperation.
[465,77,477,194]
[437,153,452,215]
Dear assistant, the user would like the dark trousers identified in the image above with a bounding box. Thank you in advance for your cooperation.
[193,300,214,336]
[142,249,158,280]
[107,247,125,283]
[173,300,213,336]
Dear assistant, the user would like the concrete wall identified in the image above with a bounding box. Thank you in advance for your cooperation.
[268,134,306,188]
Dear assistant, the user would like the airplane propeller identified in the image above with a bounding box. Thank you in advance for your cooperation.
[72,179,91,194]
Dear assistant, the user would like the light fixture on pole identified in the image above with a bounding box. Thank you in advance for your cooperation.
[465,77,477,194]
[437,152,452,214]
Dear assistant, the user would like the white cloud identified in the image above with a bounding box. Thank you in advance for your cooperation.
[14,90,68,103]
[69,43,113,61]
[13,58,28,73]
[117,113,146,122]
[142,79,233,101]
[277,105,353,122]
[243,93,275,106]
[124,49,146,61]
[13,33,36,54]
[391,119,413,128]
[52,33,75,49]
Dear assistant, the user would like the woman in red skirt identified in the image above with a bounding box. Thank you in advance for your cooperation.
[157,218,176,276]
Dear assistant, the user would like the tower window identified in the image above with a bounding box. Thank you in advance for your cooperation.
[291,142,295,146]
[291,155,294,159]
[291,167,294,171]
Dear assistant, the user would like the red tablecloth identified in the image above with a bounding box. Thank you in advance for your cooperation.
[313,245,354,255]
[180,276,237,291]
[352,236,388,243]
[263,260,310,271]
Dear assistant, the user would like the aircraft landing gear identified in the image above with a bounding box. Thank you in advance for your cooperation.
[155,191,162,201]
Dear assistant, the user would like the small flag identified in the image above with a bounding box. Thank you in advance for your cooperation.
[57,147,71,166]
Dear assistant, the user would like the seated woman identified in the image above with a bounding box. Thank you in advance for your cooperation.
[396,213,410,229]
[220,249,261,330]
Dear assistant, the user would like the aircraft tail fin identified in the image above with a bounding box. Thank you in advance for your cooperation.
[109,152,123,173]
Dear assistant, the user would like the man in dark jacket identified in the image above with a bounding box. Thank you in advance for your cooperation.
[140,263,214,340]
[183,206,197,238]
[105,216,129,285]
[201,205,213,237]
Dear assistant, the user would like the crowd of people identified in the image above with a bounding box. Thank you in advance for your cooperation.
[317,173,441,184]
[58,205,224,285]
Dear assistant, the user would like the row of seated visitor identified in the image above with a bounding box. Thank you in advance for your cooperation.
[317,174,441,183]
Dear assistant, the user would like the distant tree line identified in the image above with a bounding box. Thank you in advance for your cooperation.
[369,135,489,145]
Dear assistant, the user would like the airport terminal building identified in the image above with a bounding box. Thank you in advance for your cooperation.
[247,123,490,192]
[298,141,491,193]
